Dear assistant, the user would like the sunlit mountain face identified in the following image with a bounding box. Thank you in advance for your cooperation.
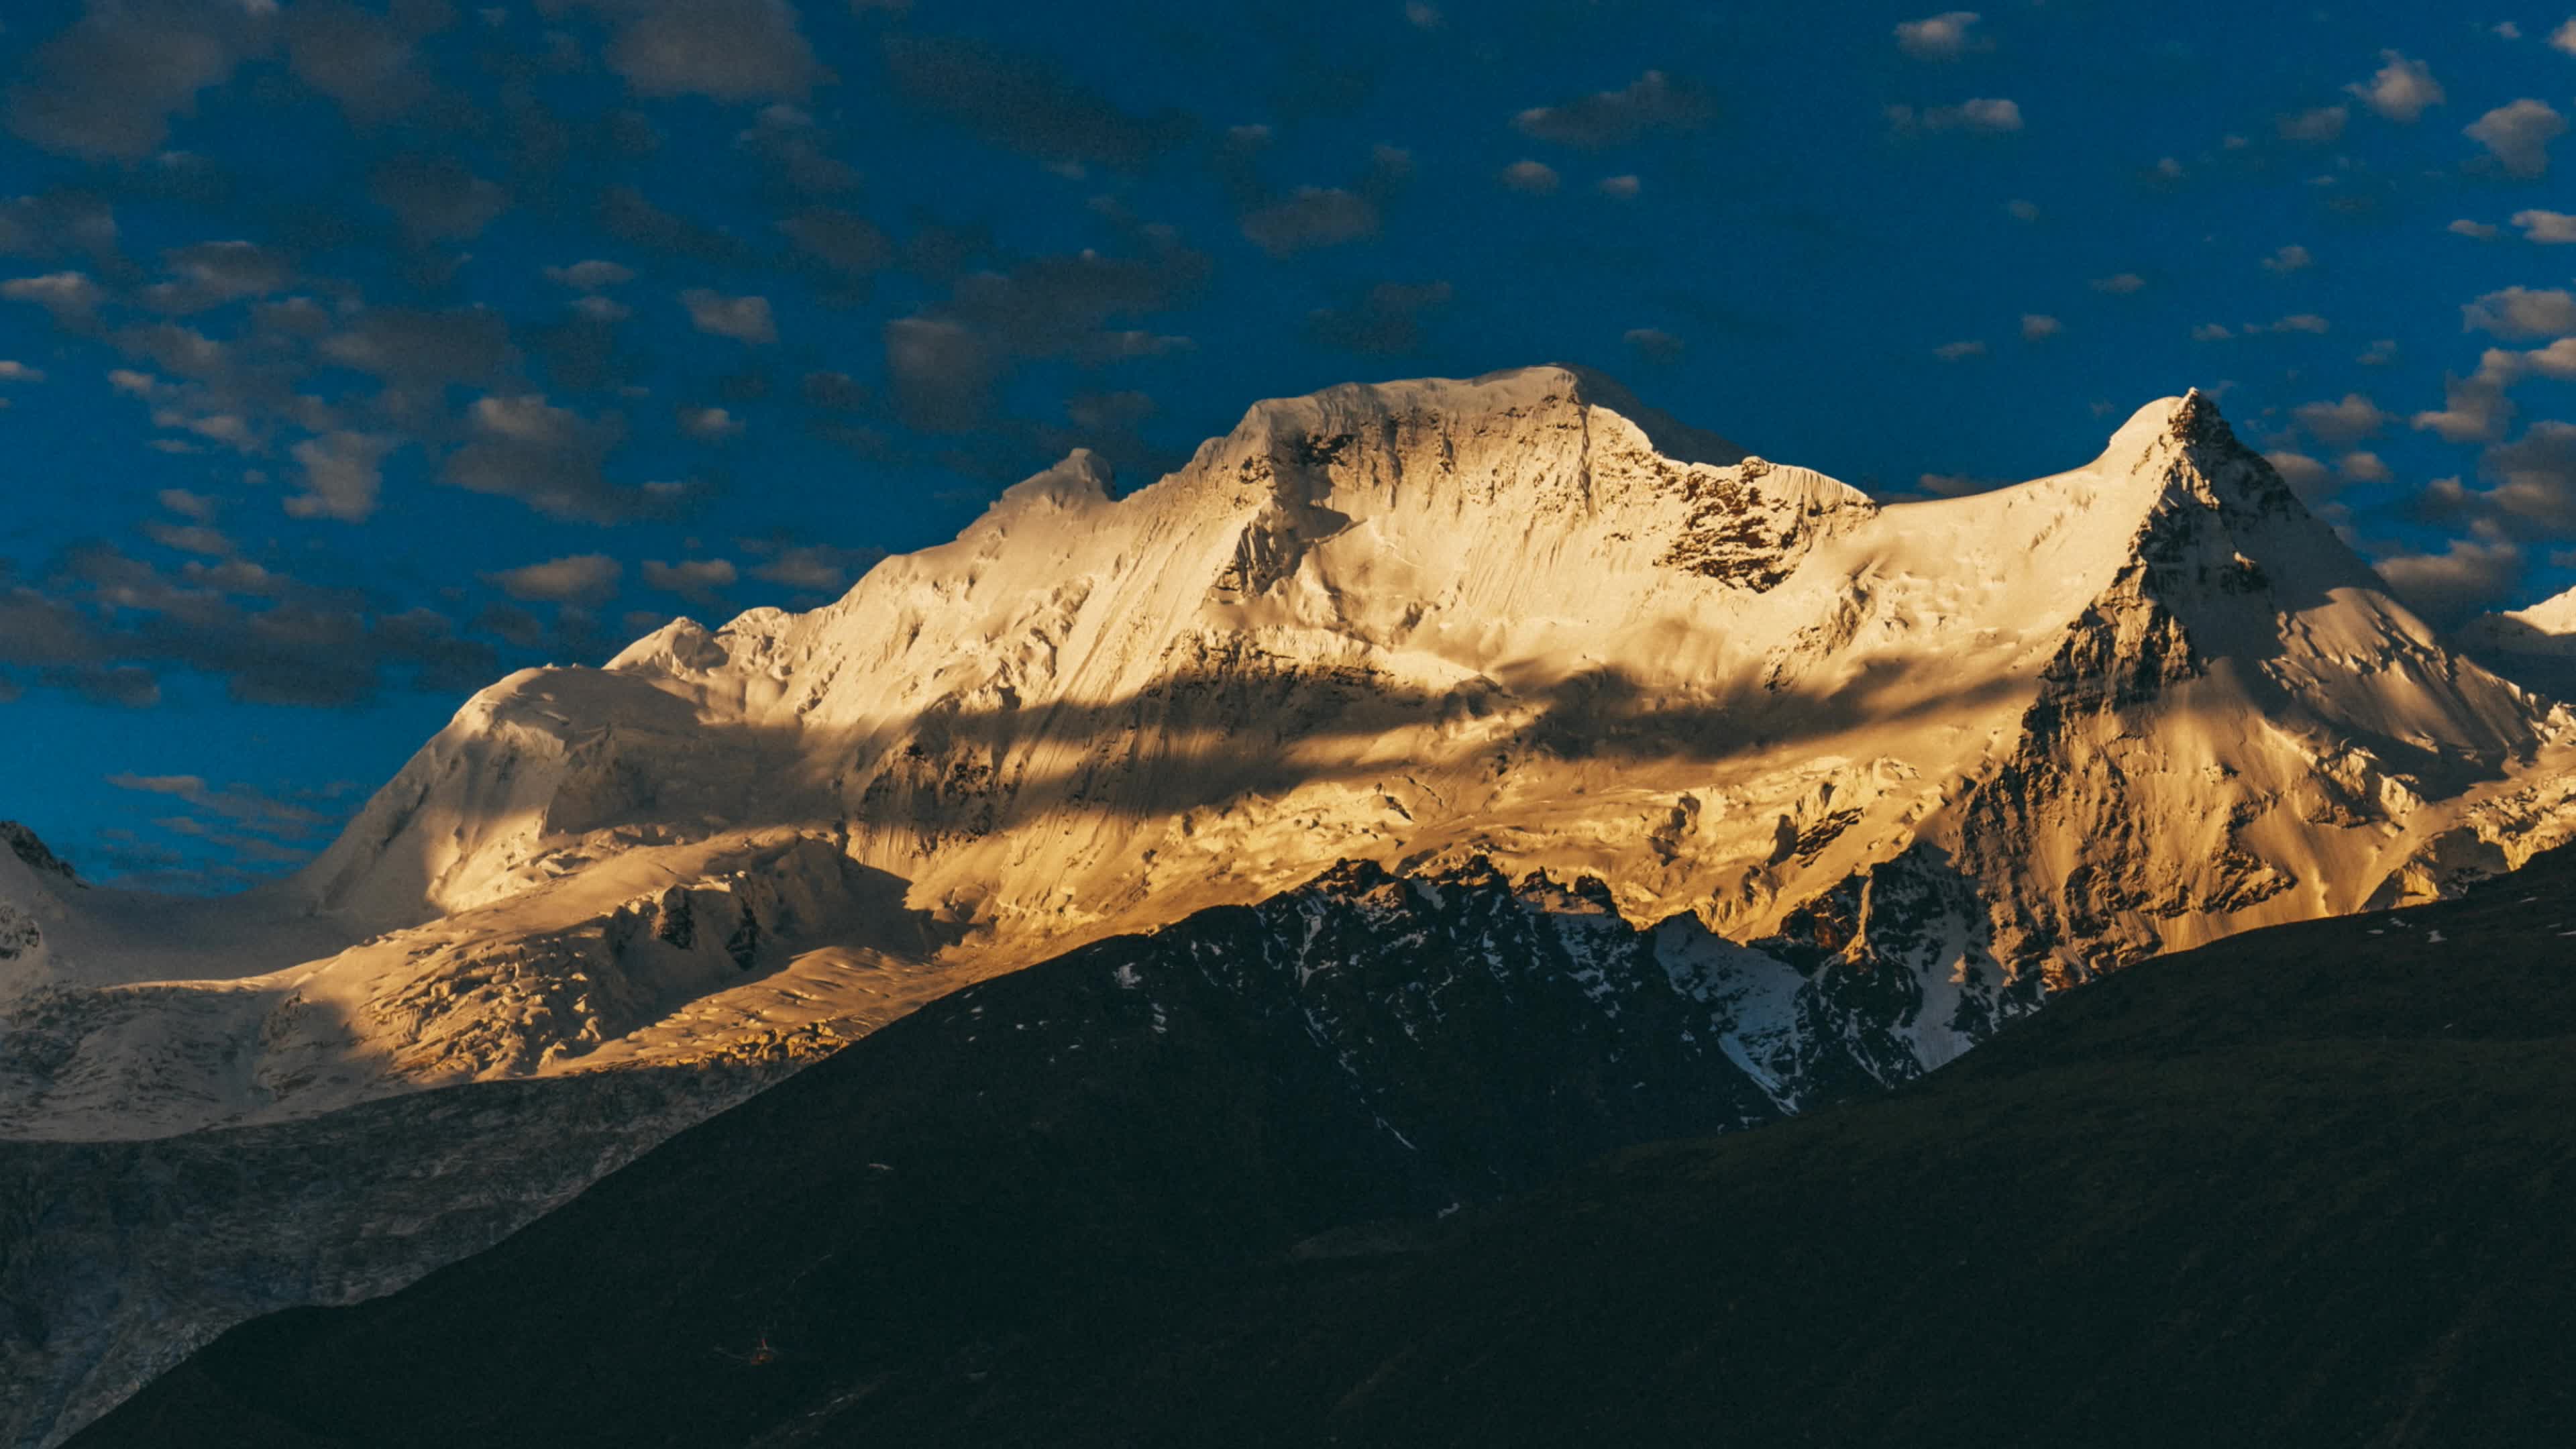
[9,5,2576,1447]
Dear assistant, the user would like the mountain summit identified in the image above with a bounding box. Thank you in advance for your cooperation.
[9,366,2575,1137]
[10,368,2576,1445]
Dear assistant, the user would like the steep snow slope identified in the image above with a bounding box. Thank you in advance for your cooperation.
[7,367,2575,1142]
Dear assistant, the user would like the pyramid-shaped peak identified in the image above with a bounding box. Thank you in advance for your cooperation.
[2104,388,2245,456]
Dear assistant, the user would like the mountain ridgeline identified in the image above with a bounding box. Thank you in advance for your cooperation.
[11,368,2576,1446]
[76,842,2576,1448]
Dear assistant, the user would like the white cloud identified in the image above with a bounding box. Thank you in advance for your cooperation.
[486,553,624,604]
[2020,313,2060,341]
[2278,105,2348,143]
[680,288,777,344]
[2374,537,2524,617]
[285,432,396,523]
[2004,198,2039,221]
[0,360,44,382]
[2512,209,2576,242]
[1500,159,1560,194]
[2553,18,2576,54]
[2260,244,2313,273]
[1933,339,1987,360]
[545,260,637,290]
[1623,327,1682,362]
[2344,51,2443,123]
[1597,174,1642,199]
[2091,272,2146,294]
[2465,99,2566,178]
[2263,449,2330,496]
[1890,97,2022,133]
[2464,286,2576,337]
[678,405,743,440]
[2448,218,2500,239]
[1894,11,1985,60]
[641,557,737,604]
[2293,392,2385,445]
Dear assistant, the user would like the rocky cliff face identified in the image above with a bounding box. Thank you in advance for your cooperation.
[11,368,2576,1446]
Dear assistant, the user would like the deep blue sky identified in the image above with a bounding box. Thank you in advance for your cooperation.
[5,0,2576,889]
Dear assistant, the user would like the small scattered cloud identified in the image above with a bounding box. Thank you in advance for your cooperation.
[2345,51,2443,123]
[1888,98,2023,134]
[1598,174,1642,199]
[2465,99,2565,178]
[2277,105,2349,144]
[2359,338,2400,366]
[2020,313,2060,341]
[2512,209,2576,243]
[573,0,824,103]
[743,541,883,595]
[2263,449,2331,498]
[1,270,104,323]
[0,360,43,382]
[641,557,737,604]
[1513,70,1715,148]
[1500,159,1560,194]
[2553,19,2576,54]
[2293,392,2386,445]
[1239,186,1379,254]
[1623,327,1682,363]
[2192,323,2235,341]
[2464,286,2576,338]
[2374,537,2525,619]
[2413,360,2518,443]
[680,288,777,344]
[158,488,217,522]
[2338,451,2394,484]
[2004,199,2040,221]
[678,405,743,441]
[1894,12,1987,61]
[2449,218,2501,239]
[285,432,396,523]
[1933,339,1987,360]
[2260,244,2313,274]
[546,260,637,290]
[2091,272,2147,294]
[485,553,624,605]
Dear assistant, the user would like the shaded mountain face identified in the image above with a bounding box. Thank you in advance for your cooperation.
[15,369,2576,1444]
[79,843,2576,1449]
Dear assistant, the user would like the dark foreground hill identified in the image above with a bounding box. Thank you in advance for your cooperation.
[78,845,2576,1448]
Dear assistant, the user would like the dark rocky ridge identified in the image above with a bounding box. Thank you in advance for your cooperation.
[75,843,2576,1448]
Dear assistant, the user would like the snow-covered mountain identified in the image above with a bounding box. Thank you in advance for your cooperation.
[11,366,2576,1444]
[12,367,2572,1138]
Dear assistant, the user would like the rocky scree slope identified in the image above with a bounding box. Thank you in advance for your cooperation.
[76,842,2576,1449]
